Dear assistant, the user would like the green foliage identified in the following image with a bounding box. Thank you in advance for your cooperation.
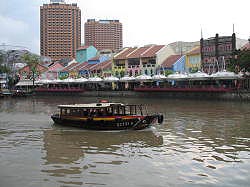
[0,54,7,73]
[190,67,199,73]
[21,53,40,88]
[0,54,3,64]
[0,65,10,74]
[229,49,250,72]
[22,53,40,71]
[164,69,173,76]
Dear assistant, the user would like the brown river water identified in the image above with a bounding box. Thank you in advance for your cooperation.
[0,96,250,187]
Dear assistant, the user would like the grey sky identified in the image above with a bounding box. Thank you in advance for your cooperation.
[0,0,249,54]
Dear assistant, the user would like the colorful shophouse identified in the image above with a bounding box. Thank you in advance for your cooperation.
[185,46,201,73]
[76,45,97,63]
[41,62,64,80]
[113,47,136,77]
[89,60,112,77]
[113,45,168,77]
[58,61,79,79]
[160,55,183,74]
[18,63,48,80]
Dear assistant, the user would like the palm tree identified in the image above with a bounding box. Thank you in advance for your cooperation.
[0,53,3,65]
[0,54,10,74]
[21,53,40,89]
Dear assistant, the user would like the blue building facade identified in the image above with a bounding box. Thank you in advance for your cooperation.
[88,55,110,65]
[173,55,186,72]
[76,46,97,63]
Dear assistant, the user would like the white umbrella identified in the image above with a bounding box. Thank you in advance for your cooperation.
[0,80,7,84]
[54,79,64,84]
[35,79,53,84]
[135,74,152,81]
[103,76,119,82]
[210,70,240,80]
[188,71,210,80]
[62,78,77,83]
[88,76,103,82]
[152,74,167,80]
[167,72,189,80]
[75,77,88,83]
[120,75,135,82]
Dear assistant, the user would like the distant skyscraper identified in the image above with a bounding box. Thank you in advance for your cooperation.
[84,19,123,52]
[40,0,81,61]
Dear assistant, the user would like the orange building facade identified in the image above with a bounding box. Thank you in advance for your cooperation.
[40,2,81,61]
[84,19,123,52]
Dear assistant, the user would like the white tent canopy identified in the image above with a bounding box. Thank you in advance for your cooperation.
[120,75,135,82]
[35,79,54,84]
[152,74,167,80]
[16,80,40,86]
[103,76,119,82]
[75,77,88,83]
[210,70,241,79]
[188,71,210,80]
[62,78,77,83]
[167,72,189,80]
[135,74,152,81]
[0,80,7,84]
[88,76,103,82]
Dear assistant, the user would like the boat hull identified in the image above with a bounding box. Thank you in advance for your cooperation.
[51,114,159,130]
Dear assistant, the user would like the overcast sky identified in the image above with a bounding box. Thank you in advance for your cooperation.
[0,0,249,54]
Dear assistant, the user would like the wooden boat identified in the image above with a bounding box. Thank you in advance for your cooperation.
[51,101,164,130]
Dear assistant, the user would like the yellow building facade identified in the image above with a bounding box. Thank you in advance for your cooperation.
[185,46,201,73]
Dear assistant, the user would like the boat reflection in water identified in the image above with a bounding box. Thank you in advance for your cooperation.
[42,126,163,180]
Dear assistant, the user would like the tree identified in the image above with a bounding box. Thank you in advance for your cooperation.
[229,49,250,73]
[21,53,40,89]
[0,53,3,65]
[0,65,10,74]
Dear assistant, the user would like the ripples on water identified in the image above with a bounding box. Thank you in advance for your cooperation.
[0,97,250,187]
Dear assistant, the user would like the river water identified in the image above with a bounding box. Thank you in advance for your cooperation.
[0,96,249,187]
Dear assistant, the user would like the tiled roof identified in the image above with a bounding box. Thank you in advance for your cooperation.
[127,46,152,59]
[242,43,250,50]
[61,62,79,71]
[72,62,88,71]
[77,45,90,51]
[141,45,165,58]
[186,46,200,55]
[90,60,112,71]
[114,47,137,60]
[79,63,95,71]
[89,56,100,61]
[161,55,182,68]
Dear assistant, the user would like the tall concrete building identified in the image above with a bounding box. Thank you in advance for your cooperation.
[40,0,81,61]
[84,19,123,52]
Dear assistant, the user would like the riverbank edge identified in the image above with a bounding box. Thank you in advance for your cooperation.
[3,90,250,101]
[79,90,250,101]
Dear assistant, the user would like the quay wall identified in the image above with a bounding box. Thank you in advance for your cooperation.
[81,90,250,101]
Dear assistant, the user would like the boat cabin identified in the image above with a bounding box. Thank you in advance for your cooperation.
[57,103,144,117]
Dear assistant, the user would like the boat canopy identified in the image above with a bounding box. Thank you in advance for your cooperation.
[58,102,124,109]
[57,102,145,116]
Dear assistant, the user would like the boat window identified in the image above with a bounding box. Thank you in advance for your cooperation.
[128,105,136,115]
[61,108,71,115]
[106,107,113,115]
[83,109,88,116]
[113,106,119,115]
[98,108,106,116]
[89,109,95,116]
[71,109,82,116]
[119,106,125,115]
[61,108,67,115]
